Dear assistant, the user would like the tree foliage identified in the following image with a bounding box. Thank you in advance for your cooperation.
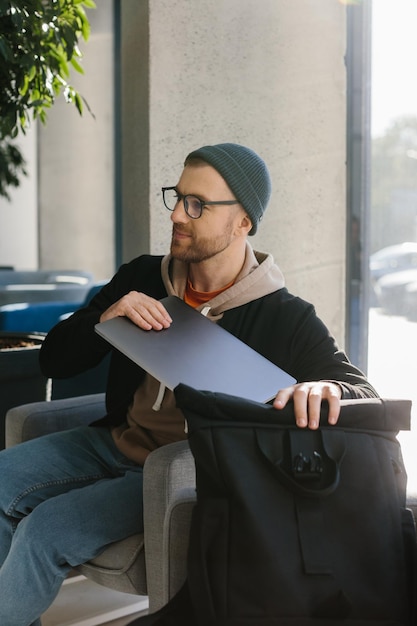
[0,0,95,200]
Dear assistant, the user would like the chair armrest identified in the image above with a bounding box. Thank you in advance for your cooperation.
[5,393,106,447]
[163,487,196,603]
[143,440,196,612]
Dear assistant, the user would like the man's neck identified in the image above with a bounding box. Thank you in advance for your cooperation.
[188,245,247,293]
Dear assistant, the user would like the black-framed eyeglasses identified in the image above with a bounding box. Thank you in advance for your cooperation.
[162,186,239,219]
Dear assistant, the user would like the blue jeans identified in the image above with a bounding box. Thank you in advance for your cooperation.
[0,426,144,626]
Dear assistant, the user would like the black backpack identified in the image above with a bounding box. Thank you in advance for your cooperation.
[131,385,417,625]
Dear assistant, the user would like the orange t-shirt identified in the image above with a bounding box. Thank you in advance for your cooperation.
[184,277,235,308]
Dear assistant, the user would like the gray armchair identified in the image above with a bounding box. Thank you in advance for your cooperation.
[5,394,196,613]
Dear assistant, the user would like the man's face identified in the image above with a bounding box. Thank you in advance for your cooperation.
[169,163,247,264]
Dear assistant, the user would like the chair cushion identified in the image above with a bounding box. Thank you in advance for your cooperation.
[76,533,147,595]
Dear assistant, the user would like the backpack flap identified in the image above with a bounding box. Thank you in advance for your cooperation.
[255,428,346,498]
[175,383,412,434]
[256,428,352,617]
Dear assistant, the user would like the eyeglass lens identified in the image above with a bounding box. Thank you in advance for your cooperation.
[163,188,202,218]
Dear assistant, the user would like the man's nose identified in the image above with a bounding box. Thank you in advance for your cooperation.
[170,201,189,224]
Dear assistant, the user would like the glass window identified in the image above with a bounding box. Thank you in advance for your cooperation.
[368,0,417,492]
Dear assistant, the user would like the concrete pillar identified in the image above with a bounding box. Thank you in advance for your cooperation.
[120,0,347,344]
[38,0,116,280]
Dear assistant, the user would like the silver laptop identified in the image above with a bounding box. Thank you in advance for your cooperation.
[95,296,296,403]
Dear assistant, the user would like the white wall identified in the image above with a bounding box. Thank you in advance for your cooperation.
[0,127,38,269]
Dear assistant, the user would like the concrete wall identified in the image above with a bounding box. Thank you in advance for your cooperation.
[121,0,347,344]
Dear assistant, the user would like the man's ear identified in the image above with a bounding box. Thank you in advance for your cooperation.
[240,213,253,234]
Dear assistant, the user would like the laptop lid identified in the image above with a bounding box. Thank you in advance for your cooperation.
[95,295,296,403]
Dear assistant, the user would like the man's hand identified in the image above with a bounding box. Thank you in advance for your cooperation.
[100,292,172,331]
[273,381,342,430]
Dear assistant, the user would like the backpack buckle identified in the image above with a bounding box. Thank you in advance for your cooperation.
[293,451,323,481]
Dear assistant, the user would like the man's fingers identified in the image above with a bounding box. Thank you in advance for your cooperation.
[129,300,172,330]
[303,383,323,430]
[100,292,172,330]
[273,385,295,409]
[325,385,342,425]
[273,382,342,430]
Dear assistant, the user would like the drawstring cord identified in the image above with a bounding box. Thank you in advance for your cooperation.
[152,383,166,411]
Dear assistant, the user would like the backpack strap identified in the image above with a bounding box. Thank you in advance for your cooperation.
[255,428,346,498]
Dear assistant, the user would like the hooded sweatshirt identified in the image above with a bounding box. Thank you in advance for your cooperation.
[111,243,285,464]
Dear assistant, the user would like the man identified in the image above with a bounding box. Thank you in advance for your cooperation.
[0,143,377,625]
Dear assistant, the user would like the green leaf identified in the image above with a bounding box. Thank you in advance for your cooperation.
[74,92,83,115]
[27,65,37,82]
[19,75,30,97]
[70,55,84,74]
[0,37,11,61]
[0,141,28,200]
[74,6,91,41]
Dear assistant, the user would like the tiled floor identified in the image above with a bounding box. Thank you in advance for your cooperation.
[42,575,148,626]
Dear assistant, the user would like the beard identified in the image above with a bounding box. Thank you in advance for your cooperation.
[170,221,236,264]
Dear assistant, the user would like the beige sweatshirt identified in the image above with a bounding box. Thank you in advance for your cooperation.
[111,243,285,465]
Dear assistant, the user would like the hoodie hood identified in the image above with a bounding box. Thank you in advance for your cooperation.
[161,242,285,321]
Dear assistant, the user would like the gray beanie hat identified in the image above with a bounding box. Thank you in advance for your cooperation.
[185,143,271,235]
